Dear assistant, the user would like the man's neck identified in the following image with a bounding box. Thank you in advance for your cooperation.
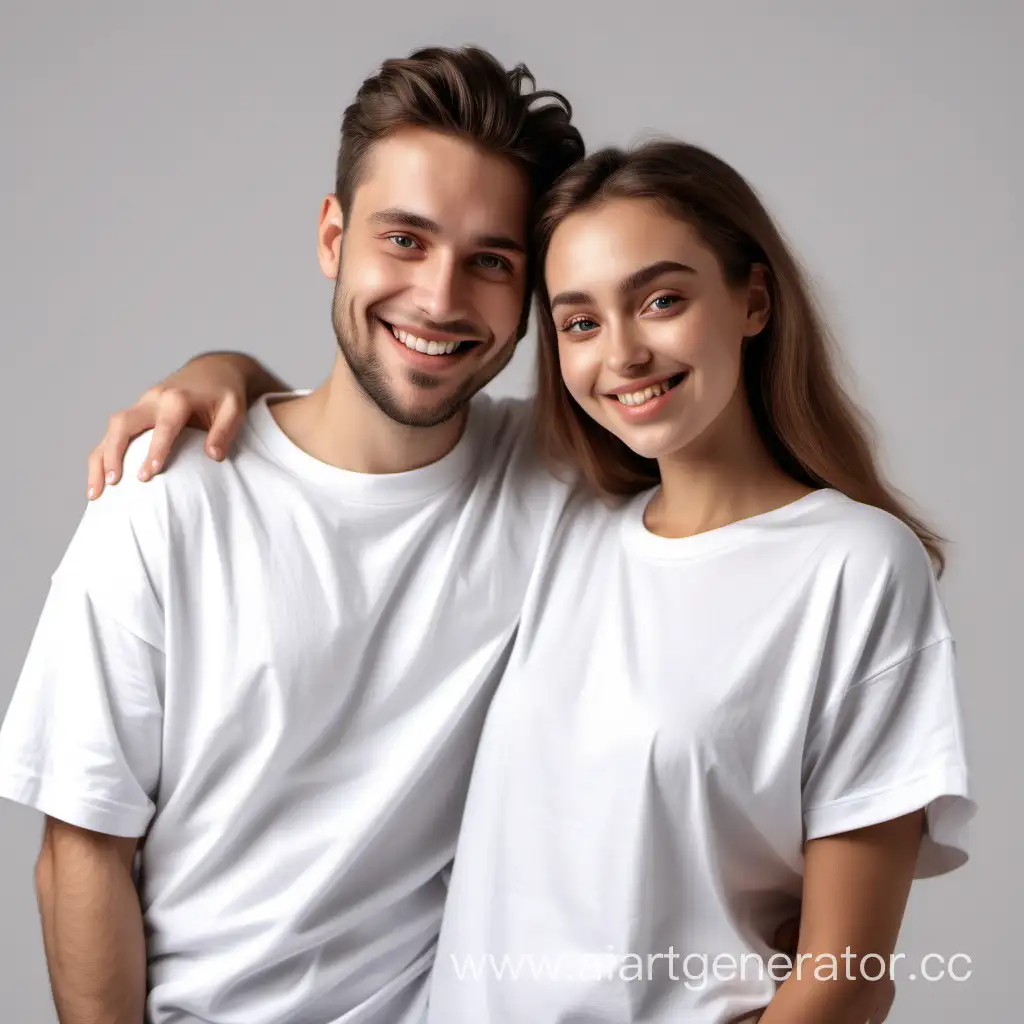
[271,353,469,475]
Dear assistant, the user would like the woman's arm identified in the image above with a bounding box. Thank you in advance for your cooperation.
[758,811,923,1024]
[86,351,288,500]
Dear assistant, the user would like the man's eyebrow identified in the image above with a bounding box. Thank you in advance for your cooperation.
[367,209,525,255]
[472,234,526,255]
[550,261,697,311]
[368,208,441,233]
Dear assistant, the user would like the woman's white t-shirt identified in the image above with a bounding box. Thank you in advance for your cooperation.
[428,487,974,1023]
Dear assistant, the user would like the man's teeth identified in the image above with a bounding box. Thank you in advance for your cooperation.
[616,379,677,406]
[390,325,460,356]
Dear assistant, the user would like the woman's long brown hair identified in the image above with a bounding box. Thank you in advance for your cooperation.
[532,141,946,574]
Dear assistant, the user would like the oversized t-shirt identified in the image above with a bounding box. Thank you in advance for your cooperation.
[428,487,974,1023]
[0,392,572,1024]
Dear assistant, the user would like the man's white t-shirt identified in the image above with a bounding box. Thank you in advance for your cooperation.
[428,487,974,1023]
[0,393,570,1024]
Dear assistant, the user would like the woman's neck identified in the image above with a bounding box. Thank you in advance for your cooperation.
[646,392,814,540]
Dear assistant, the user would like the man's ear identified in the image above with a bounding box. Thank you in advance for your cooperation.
[744,263,771,337]
[317,195,345,279]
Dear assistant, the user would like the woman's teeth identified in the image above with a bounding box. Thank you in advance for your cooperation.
[390,324,461,356]
[615,378,679,406]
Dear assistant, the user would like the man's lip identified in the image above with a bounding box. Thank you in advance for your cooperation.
[380,318,482,346]
[379,318,478,370]
[604,372,687,396]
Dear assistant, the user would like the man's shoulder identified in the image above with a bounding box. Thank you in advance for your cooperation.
[121,420,282,501]
[122,427,210,482]
[117,428,231,509]
[462,394,583,519]
[90,426,267,541]
[61,423,282,598]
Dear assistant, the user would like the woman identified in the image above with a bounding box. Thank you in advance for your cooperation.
[420,142,972,1023]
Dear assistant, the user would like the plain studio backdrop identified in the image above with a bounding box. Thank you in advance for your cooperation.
[1,2,1019,1020]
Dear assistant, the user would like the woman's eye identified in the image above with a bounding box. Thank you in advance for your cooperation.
[565,317,597,333]
[648,295,680,312]
[388,235,418,250]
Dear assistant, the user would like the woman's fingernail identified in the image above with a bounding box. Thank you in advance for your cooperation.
[209,446,222,461]
[138,468,149,481]
[87,487,96,500]
[106,471,116,484]
[151,459,161,470]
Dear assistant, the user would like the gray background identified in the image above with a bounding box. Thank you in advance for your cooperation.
[1,2,1019,1020]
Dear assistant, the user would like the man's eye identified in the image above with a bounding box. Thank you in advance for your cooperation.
[476,254,509,272]
[388,235,418,250]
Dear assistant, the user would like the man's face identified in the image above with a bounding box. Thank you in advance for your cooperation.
[318,127,531,428]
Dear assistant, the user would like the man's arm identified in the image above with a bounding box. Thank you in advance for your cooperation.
[758,811,922,1024]
[87,351,288,500]
[36,818,144,1024]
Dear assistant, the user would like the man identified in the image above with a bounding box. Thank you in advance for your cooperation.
[0,46,583,1023]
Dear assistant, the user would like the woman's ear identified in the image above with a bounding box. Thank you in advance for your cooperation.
[744,264,771,337]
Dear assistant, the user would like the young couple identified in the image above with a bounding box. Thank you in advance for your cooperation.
[0,44,972,1024]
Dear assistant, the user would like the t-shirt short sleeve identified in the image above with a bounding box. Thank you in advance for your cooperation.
[802,517,974,878]
[0,469,166,838]
[802,636,973,877]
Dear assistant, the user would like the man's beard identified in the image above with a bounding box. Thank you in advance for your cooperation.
[331,283,516,429]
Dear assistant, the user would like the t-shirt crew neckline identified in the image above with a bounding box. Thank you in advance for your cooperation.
[621,486,849,561]
[244,392,480,505]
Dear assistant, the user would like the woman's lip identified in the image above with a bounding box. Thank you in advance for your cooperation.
[601,372,688,422]
[604,372,686,396]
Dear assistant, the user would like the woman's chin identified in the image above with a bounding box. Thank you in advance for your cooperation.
[608,415,713,465]
[591,406,693,462]
[615,433,674,462]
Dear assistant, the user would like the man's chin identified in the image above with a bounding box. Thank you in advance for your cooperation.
[367,379,469,430]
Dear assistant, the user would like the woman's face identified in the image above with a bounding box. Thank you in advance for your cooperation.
[545,198,769,461]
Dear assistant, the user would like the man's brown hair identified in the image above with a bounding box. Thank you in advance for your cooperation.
[335,45,583,217]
